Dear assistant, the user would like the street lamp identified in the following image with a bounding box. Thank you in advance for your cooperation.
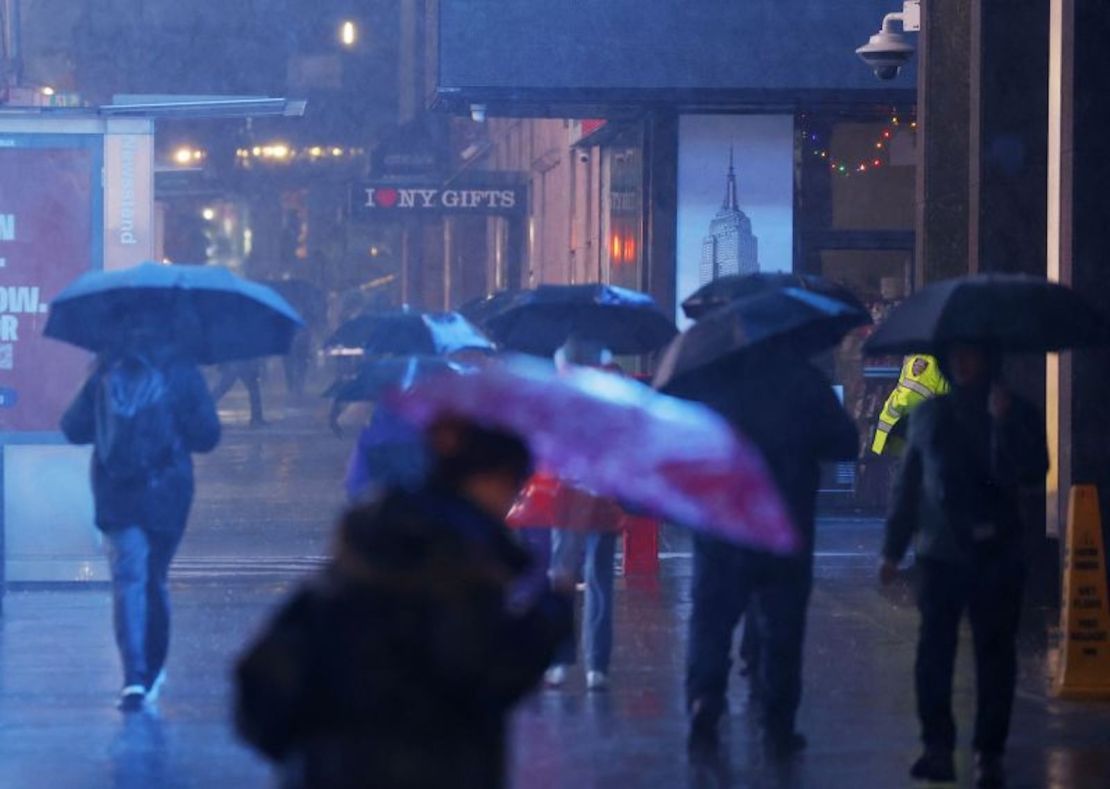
[856,0,921,80]
[339,20,358,48]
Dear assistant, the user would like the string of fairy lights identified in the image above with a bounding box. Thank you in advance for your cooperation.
[801,113,918,177]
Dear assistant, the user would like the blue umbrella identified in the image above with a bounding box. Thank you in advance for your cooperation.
[44,262,303,364]
[325,307,495,356]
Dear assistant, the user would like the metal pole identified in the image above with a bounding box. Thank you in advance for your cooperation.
[2,0,22,87]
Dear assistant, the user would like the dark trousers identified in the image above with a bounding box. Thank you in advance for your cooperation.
[915,553,1025,756]
[105,526,182,687]
[686,535,812,739]
[212,365,264,424]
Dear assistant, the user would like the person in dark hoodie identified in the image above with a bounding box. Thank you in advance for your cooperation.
[880,343,1048,788]
[235,417,573,789]
[671,346,859,758]
[61,336,221,711]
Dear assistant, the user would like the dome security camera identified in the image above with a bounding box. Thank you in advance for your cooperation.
[856,28,916,80]
[856,1,920,80]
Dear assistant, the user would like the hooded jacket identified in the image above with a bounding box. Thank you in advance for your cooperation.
[235,486,572,789]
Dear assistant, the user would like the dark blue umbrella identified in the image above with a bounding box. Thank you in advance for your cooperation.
[484,284,677,356]
[325,307,495,356]
[863,274,1110,355]
[681,273,866,321]
[654,287,871,391]
[323,356,468,402]
[44,262,303,364]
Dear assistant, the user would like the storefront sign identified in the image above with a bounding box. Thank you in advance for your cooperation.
[0,140,100,433]
[356,183,526,215]
[104,133,154,268]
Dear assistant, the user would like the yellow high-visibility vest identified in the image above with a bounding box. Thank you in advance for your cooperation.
[871,354,949,455]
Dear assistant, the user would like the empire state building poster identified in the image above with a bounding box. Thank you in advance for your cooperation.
[676,114,794,324]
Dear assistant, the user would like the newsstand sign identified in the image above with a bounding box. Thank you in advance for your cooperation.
[355,183,526,215]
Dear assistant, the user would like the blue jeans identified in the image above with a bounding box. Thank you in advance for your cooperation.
[548,529,616,672]
[105,526,181,687]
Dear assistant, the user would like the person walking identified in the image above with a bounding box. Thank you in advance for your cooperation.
[235,417,573,789]
[542,336,623,692]
[212,359,266,427]
[61,340,220,711]
[879,343,1048,788]
[679,348,858,757]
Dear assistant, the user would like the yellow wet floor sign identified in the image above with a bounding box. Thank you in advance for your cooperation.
[1055,485,1110,699]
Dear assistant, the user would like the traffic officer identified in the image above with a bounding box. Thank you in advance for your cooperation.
[872,354,949,455]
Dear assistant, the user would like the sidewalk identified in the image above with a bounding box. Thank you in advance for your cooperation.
[1,388,1108,788]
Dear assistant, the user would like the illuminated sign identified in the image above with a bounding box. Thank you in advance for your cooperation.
[354,183,526,215]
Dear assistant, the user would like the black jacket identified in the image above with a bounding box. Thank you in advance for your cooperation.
[60,356,220,533]
[235,487,573,789]
[671,353,859,551]
[883,389,1049,566]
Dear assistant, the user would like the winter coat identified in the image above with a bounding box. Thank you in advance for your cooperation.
[60,355,220,534]
[344,405,428,501]
[671,352,859,551]
[235,486,573,789]
[883,390,1049,567]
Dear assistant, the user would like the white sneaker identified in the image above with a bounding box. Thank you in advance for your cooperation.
[146,670,167,703]
[117,685,147,712]
[586,670,609,691]
[544,665,568,688]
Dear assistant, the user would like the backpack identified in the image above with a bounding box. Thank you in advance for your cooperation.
[94,353,178,479]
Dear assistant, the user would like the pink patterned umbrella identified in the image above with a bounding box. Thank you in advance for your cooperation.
[388,356,798,554]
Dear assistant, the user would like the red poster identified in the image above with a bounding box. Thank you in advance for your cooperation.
[0,145,97,434]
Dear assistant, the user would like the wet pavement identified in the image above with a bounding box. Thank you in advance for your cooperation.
[2,381,1110,788]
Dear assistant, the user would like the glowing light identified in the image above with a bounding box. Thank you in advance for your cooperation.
[309,146,323,157]
[610,233,623,262]
[41,86,55,97]
[251,146,261,156]
[339,20,358,47]
[873,159,882,167]
[369,246,380,257]
[271,144,289,159]
[331,147,344,157]
[201,207,216,221]
[173,147,200,165]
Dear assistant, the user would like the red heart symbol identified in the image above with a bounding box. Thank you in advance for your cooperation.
[375,188,399,208]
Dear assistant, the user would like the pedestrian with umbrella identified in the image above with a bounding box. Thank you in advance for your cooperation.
[46,261,301,711]
[657,285,866,758]
[324,306,494,433]
[870,274,1106,787]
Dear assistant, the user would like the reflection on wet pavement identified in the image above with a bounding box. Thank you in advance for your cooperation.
[2,390,1109,787]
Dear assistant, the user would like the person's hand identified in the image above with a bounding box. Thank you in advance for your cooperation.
[879,558,899,586]
[988,384,1012,420]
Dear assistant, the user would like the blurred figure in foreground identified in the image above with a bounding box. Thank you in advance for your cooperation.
[676,347,858,758]
[236,417,573,789]
[880,344,1047,788]
[61,337,220,711]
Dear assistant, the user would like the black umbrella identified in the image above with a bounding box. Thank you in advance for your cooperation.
[323,356,467,402]
[863,274,1110,355]
[681,273,866,321]
[458,289,523,329]
[45,262,303,363]
[484,284,677,356]
[325,307,495,356]
[654,287,871,391]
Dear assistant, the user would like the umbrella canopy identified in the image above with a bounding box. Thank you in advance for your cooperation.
[44,262,303,364]
[458,289,523,330]
[863,274,1110,355]
[654,287,871,391]
[484,284,677,356]
[682,272,867,321]
[323,356,468,402]
[390,356,796,553]
[325,307,495,356]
